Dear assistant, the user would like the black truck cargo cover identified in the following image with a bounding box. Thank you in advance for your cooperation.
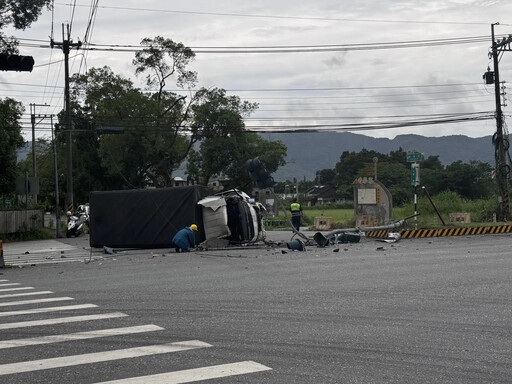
[89,186,213,248]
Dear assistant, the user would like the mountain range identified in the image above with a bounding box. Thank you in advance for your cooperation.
[261,132,494,181]
[18,133,495,182]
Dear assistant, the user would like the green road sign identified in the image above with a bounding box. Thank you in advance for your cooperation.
[407,152,424,163]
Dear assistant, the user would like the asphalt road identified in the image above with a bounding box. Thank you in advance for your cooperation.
[0,232,511,383]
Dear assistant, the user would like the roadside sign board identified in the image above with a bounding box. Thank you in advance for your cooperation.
[407,152,424,163]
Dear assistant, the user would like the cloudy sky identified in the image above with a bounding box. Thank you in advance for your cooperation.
[3,0,512,140]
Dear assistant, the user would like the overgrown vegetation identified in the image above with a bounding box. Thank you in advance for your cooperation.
[276,148,495,207]
[0,228,54,242]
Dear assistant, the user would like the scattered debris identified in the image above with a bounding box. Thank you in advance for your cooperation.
[103,246,117,255]
[379,232,402,243]
[333,248,340,252]
[376,247,385,251]
[281,250,288,254]
[286,239,306,251]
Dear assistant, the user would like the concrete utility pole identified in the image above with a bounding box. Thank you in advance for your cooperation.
[29,103,48,205]
[51,24,81,212]
[488,23,512,221]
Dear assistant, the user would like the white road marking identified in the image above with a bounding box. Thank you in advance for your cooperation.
[0,303,98,317]
[0,283,20,287]
[0,340,212,376]
[0,291,53,299]
[0,312,127,330]
[0,324,164,349]
[0,297,74,307]
[0,280,8,282]
[94,361,272,384]
[0,287,33,292]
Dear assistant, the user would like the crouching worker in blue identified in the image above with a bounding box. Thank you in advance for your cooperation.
[171,224,198,252]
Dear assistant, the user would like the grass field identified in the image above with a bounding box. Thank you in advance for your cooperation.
[268,192,501,229]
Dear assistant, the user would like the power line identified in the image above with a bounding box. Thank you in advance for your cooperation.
[54,3,494,26]
[79,35,497,54]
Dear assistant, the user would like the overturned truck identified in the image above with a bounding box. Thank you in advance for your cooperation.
[89,186,264,249]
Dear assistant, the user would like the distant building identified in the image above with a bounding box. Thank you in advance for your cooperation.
[304,185,337,206]
[172,177,187,187]
[207,175,231,191]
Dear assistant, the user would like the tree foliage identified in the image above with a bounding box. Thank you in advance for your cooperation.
[187,132,287,191]
[27,36,286,209]
[0,0,52,52]
[0,98,24,196]
[330,148,494,206]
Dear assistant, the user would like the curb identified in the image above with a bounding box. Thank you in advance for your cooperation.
[365,225,512,239]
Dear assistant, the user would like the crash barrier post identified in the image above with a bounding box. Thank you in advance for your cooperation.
[0,240,4,268]
[314,217,332,230]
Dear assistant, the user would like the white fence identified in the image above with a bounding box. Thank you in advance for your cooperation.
[0,210,43,234]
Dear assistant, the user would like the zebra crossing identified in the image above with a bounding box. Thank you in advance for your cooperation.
[0,279,272,383]
[1,239,104,267]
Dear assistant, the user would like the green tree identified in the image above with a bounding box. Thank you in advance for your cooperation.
[334,149,384,199]
[0,98,24,198]
[1,1,52,52]
[66,37,265,191]
[378,163,411,206]
[315,169,336,185]
[188,131,286,191]
[441,160,493,200]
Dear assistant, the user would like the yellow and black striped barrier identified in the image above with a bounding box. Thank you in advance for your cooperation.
[366,225,512,239]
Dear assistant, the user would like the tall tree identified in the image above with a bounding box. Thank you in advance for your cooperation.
[66,37,270,191]
[187,132,286,191]
[1,1,52,52]
[0,98,24,197]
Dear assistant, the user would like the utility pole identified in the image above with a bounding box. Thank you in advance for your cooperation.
[29,103,48,205]
[51,115,61,238]
[487,23,512,221]
[51,24,81,212]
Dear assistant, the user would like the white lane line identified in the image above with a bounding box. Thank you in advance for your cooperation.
[0,291,53,299]
[0,340,212,376]
[0,297,74,307]
[0,287,34,293]
[0,312,127,330]
[94,361,272,384]
[0,303,98,317]
[0,280,8,282]
[0,324,164,349]
[0,283,20,287]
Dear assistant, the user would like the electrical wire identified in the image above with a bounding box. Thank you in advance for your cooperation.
[81,35,498,54]
[54,3,495,26]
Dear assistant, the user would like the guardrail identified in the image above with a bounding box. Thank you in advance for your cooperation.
[366,225,512,239]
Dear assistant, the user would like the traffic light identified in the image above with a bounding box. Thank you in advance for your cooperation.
[245,157,275,189]
[0,53,35,72]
